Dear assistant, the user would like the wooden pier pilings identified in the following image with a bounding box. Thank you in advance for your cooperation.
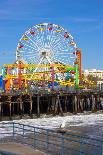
[0,92,103,120]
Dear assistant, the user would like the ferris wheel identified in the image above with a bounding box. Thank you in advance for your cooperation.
[16,23,77,67]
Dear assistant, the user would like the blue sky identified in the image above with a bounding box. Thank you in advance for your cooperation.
[0,0,103,69]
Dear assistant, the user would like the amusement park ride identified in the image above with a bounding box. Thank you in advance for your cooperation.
[0,23,95,94]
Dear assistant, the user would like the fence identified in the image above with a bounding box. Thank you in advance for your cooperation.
[0,122,103,155]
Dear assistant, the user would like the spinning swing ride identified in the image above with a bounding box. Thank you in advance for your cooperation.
[1,23,82,93]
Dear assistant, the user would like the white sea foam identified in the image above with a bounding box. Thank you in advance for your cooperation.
[1,113,103,138]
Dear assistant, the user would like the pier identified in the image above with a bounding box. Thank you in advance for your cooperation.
[0,92,102,120]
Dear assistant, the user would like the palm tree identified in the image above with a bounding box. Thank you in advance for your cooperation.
[87,75,98,84]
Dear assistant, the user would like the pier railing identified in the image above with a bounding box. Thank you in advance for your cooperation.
[0,122,103,155]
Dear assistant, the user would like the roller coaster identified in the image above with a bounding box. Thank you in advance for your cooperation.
[0,23,96,94]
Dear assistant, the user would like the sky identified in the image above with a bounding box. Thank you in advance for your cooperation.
[0,0,103,69]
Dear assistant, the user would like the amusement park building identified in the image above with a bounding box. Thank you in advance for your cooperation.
[84,69,103,90]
